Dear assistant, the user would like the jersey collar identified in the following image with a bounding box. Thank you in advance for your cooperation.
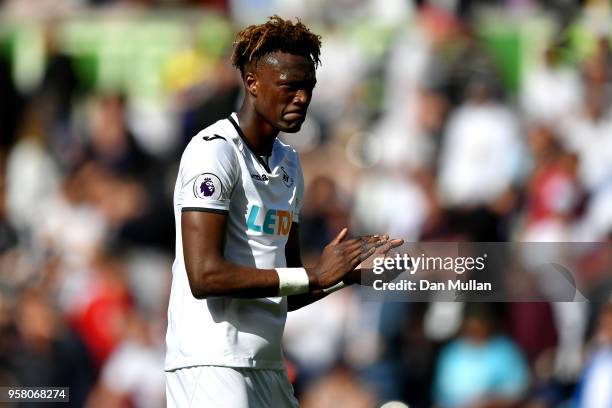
[228,114,274,173]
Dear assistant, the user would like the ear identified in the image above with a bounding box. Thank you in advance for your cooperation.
[244,71,257,98]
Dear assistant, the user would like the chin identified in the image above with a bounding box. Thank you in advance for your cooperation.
[279,120,304,133]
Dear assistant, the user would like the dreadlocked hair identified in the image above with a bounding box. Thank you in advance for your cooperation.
[231,15,321,75]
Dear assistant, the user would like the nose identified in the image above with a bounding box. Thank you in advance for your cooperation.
[293,88,312,107]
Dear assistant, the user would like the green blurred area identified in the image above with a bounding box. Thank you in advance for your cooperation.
[1,12,235,98]
[0,11,606,100]
[479,25,522,93]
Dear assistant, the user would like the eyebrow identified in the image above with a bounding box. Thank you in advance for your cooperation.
[278,78,317,88]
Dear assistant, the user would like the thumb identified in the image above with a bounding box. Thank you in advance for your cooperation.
[330,227,348,245]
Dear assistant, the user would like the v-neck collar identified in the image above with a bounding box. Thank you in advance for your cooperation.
[228,114,273,173]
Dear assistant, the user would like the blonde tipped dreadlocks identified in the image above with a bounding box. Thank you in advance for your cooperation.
[231,15,321,75]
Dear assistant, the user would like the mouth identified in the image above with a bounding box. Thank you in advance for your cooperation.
[283,111,306,122]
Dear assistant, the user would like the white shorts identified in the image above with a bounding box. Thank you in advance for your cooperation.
[166,366,300,408]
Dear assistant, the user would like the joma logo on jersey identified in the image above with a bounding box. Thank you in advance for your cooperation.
[246,205,293,235]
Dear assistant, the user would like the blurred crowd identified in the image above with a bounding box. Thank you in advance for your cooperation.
[1,0,612,407]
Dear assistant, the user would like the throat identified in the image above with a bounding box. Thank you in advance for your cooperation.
[237,107,279,156]
[245,127,276,157]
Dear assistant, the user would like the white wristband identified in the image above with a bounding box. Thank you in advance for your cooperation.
[322,281,347,294]
[276,268,310,296]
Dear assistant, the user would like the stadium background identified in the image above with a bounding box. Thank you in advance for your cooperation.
[1,0,612,407]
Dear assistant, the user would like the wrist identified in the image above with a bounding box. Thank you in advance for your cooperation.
[276,268,310,296]
[304,267,319,290]
[344,269,359,285]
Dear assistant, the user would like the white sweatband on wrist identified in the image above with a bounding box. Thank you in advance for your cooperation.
[322,281,347,294]
[276,268,310,296]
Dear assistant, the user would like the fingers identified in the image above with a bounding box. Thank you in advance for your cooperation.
[388,239,404,251]
[337,233,403,270]
[330,227,348,245]
[341,234,393,247]
[347,241,379,263]
[347,245,376,269]
[343,236,385,253]
[359,234,388,245]
[376,238,403,254]
[360,245,378,263]
[355,235,389,246]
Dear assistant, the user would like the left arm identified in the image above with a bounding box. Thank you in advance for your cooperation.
[286,223,329,311]
[285,224,405,311]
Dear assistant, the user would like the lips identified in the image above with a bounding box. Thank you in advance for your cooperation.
[284,112,306,121]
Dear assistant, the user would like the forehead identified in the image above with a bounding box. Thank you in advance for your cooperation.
[258,52,315,80]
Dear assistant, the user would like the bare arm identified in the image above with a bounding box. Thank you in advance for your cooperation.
[182,211,379,299]
[182,210,279,298]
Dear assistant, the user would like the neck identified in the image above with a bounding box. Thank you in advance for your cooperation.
[237,103,278,156]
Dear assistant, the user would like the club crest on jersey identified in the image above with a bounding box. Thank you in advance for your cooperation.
[280,166,294,188]
[194,173,222,200]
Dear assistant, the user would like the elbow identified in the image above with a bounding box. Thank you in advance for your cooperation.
[186,263,221,299]
[188,282,209,300]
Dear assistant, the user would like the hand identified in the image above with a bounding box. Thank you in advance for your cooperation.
[306,228,387,291]
[345,234,404,285]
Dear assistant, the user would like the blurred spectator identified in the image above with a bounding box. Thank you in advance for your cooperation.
[87,310,165,408]
[30,163,108,267]
[284,288,356,393]
[5,102,62,234]
[576,181,612,241]
[521,123,581,241]
[299,175,350,255]
[7,288,95,407]
[81,94,175,249]
[438,77,522,208]
[0,54,23,149]
[437,77,522,240]
[66,251,133,367]
[560,86,612,193]
[433,304,529,408]
[0,152,18,254]
[309,26,369,133]
[507,302,557,364]
[84,94,150,178]
[520,46,583,125]
[352,169,429,241]
[179,57,241,146]
[575,304,612,408]
[371,87,444,174]
[39,21,80,123]
[300,366,376,408]
[550,302,588,383]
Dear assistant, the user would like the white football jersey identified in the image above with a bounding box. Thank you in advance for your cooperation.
[165,113,304,371]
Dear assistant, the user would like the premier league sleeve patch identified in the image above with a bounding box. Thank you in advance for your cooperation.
[193,173,223,200]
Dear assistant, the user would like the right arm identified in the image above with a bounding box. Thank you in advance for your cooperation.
[182,210,378,299]
[182,210,280,298]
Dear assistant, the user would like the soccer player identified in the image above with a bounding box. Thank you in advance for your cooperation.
[165,16,402,407]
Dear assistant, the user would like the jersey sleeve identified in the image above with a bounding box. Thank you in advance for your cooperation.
[179,134,239,213]
[292,153,304,223]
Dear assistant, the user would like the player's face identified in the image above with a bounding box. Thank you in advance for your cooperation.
[254,52,316,133]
